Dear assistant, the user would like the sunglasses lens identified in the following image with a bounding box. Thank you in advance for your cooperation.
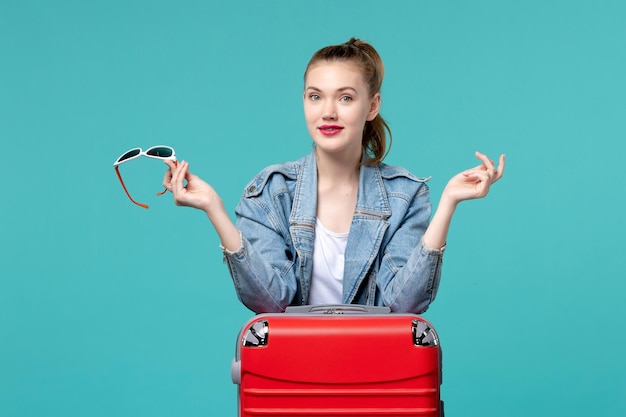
[147,147,173,158]
[118,148,141,163]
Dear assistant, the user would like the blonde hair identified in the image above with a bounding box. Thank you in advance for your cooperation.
[304,38,392,165]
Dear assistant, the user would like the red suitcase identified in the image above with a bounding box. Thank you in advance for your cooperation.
[231,305,443,416]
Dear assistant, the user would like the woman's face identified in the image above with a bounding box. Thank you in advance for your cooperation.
[303,60,380,158]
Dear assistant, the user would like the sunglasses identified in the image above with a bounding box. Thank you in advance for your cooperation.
[113,145,177,209]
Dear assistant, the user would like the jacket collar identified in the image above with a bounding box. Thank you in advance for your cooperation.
[289,150,318,227]
[290,150,392,223]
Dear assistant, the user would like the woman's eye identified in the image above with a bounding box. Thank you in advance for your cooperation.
[310,94,320,101]
[340,96,352,102]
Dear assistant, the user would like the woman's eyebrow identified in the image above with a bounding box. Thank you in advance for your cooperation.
[305,86,359,94]
[337,87,358,94]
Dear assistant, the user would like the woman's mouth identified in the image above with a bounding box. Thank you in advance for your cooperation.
[319,125,343,136]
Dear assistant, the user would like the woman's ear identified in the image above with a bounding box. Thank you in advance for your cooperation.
[367,93,381,121]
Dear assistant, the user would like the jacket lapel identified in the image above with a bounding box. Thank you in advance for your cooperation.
[288,151,318,304]
[343,163,391,303]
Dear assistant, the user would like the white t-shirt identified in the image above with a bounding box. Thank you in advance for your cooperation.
[308,218,348,305]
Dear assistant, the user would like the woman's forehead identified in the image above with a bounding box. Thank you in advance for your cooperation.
[305,60,367,90]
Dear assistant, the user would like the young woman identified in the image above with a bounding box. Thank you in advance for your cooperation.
[163,38,505,313]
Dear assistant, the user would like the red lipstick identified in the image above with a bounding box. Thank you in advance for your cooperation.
[319,125,343,136]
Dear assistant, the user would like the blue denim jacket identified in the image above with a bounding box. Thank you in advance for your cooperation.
[223,150,444,313]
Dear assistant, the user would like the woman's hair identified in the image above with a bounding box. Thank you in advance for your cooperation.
[304,37,392,165]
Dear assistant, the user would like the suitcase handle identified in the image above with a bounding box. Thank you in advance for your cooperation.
[285,304,391,314]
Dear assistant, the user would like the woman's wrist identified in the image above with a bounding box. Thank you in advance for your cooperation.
[436,192,458,217]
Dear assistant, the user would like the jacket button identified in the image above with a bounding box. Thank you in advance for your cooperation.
[248,185,256,193]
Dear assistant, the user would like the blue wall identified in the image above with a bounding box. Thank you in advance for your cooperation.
[2,1,625,415]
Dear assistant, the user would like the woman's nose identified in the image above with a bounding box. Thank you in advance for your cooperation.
[322,101,337,120]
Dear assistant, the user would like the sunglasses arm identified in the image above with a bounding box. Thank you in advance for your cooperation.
[156,160,177,196]
[115,166,149,209]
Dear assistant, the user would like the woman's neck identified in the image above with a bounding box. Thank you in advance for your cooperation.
[314,146,361,233]
[315,147,361,184]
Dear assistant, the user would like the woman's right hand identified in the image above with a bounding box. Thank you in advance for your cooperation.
[163,160,221,213]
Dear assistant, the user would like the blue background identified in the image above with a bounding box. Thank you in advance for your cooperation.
[2,1,625,415]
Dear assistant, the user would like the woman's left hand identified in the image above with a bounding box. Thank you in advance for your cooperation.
[441,151,505,206]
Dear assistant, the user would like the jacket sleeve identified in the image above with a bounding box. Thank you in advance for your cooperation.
[376,184,444,313]
[223,190,299,313]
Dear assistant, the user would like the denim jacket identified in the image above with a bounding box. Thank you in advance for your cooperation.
[223,150,444,313]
